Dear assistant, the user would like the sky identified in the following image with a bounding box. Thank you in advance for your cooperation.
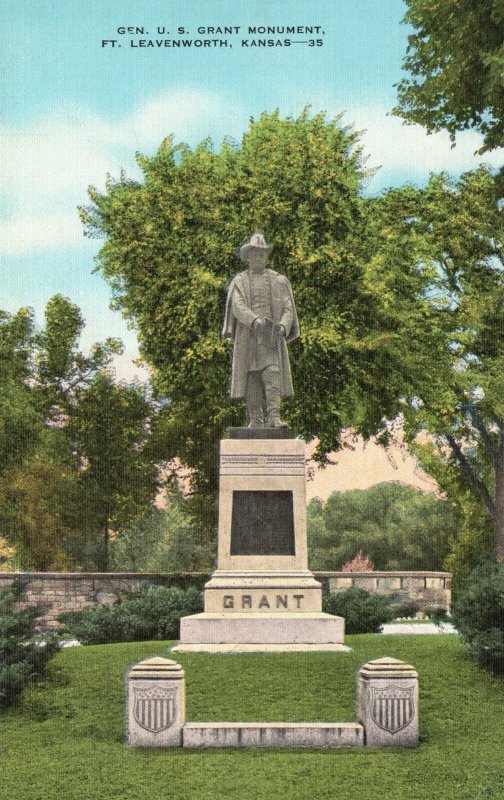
[1,0,503,380]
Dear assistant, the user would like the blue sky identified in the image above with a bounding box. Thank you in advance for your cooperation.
[1,0,502,379]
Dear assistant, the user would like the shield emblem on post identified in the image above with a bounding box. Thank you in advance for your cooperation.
[133,685,176,733]
[370,685,415,734]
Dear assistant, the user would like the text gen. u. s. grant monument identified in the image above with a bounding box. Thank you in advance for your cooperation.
[173,233,347,652]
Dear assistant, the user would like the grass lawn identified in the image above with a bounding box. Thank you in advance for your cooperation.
[1,635,503,800]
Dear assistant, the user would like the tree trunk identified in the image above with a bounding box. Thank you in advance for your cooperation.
[494,441,504,560]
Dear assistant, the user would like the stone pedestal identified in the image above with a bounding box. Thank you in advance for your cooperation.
[356,658,419,747]
[126,657,185,747]
[173,431,346,653]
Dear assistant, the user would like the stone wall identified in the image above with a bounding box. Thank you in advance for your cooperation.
[316,571,451,611]
[0,572,208,630]
[0,570,451,630]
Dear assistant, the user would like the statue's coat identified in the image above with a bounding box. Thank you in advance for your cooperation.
[222,268,299,398]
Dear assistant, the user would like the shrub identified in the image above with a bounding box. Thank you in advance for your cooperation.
[451,559,504,673]
[0,580,59,708]
[391,599,420,619]
[423,606,448,625]
[322,587,394,633]
[59,585,203,645]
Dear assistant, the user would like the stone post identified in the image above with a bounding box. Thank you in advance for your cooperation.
[356,657,419,748]
[126,657,185,748]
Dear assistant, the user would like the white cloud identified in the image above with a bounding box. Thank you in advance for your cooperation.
[1,95,503,256]
[109,349,151,384]
[0,90,230,255]
[343,106,504,189]
[0,211,83,255]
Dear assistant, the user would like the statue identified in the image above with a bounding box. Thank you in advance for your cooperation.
[222,231,299,428]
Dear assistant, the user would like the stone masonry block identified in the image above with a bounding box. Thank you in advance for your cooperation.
[126,658,185,748]
[357,658,419,748]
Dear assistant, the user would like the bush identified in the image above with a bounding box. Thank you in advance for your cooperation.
[390,599,420,619]
[59,585,203,645]
[322,588,394,633]
[451,559,504,673]
[423,606,448,625]
[0,580,59,708]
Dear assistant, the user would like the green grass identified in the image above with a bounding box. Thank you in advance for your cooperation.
[1,635,503,800]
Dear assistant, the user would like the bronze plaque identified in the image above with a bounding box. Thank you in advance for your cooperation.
[230,490,295,555]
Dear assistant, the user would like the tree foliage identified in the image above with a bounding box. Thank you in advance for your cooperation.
[307,483,458,571]
[0,296,160,570]
[110,502,215,573]
[452,559,504,673]
[367,166,504,557]
[0,580,59,708]
[80,108,504,565]
[69,373,159,570]
[0,309,41,475]
[394,0,504,152]
[80,110,414,515]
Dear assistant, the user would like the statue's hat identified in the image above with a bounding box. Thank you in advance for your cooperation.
[239,231,273,262]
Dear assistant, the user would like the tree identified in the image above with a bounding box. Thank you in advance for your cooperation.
[367,166,504,557]
[341,551,375,572]
[34,293,122,415]
[307,483,458,571]
[81,110,410,522]
[0,455,78,570]
[394,0,504,152]
[0,295,160,570]
[69,372,160,570]
[0,308,41,474]
[110,503,215,573]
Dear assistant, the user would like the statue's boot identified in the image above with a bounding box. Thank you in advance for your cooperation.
[246,371,265,428]
[263,366,288,428]
[247,407,264,428]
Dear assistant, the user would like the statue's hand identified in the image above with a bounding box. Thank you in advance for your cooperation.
[254,317,266,329]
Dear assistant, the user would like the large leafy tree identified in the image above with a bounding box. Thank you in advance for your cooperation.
[81,110,409,520]
[367,166,504,558]
[69,373,160,570]
[394,0,504,152]
[0,295,160,570]
[307,483,458,571]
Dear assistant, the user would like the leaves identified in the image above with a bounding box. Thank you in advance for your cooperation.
[367,166,504,557]
[394,0,504,152]
[307,483,458,571]
[0,297,160,570]
[81,110,404,507]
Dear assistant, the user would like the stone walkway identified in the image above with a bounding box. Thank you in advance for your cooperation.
[380,622,456,635]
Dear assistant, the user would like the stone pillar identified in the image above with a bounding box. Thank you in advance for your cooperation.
[356,657,419,748]
[173,430,346,652]
[126,657,185,748]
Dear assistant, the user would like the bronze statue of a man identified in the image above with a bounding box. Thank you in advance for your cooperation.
[222,231,299,428]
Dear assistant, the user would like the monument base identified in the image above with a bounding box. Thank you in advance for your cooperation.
[203,570,324,613]
[171,642,351,653]
[172,611,346,653]
[174,433,348,653]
